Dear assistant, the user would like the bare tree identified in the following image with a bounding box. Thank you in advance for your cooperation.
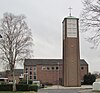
[0,13,33,91]
[80,0,100,48]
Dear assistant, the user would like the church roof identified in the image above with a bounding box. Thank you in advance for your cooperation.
[6,69,24,76]
[65,16,79,19]
[24,59,62,66]
[80,59,88,66]
[24,59,88,66]
[0,71,6,78]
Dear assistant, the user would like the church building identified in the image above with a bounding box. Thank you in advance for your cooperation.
[24,59,88,85]
[24,10,87,86]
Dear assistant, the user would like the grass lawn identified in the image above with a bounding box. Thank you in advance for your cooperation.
[0,91,36,93]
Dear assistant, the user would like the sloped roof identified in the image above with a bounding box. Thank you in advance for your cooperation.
[24,59,62,66]
[0,69,24,77]
[14,69,24,76]
[0,71,6,78]
[24,59,88,66]
[6,69,24,76]
[65,16,78,19]
[80,59,88,66]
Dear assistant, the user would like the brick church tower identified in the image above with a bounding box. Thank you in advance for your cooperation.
[62,15,81,87]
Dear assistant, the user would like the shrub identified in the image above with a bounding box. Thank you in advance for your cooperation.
[0,84,38,91]
[0,84,12,91]
[0,81,7,85]
[83,73,96,85]
[16,84,29,91]
[18,80,27,84]
[28,80,32,84]
[19,80,32,84]
[29,84,38,92]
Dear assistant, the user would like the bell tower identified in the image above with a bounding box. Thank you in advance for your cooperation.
[62,12,81,86]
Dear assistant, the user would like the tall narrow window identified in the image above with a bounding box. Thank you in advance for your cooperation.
[67,19,77,38]
[33,65,37,80]
[30,71,32,75]
[25,67,28,73]
[30,76,32,79]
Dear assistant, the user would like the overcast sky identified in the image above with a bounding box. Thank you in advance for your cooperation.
[0,0,100,73]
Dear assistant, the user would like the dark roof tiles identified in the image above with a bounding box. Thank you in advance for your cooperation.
[24,59,62,66]
[6,69,23,76]
[24,59,88,66]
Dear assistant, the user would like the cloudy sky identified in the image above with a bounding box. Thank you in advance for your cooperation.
[0,0,100,73]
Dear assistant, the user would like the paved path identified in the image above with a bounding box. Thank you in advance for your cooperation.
[38,89,80,93]
[79,89,100,93]
[78,89,92,93]
[38,85,93,93]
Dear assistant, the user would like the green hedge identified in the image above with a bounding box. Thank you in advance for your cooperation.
[18,80,32,84]
[16,84,29,91]
[0,84,12,91]
[29,84,38,92]
[0,84,38,92]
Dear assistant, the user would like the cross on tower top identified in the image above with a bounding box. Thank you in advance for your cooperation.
[68,7,72,16]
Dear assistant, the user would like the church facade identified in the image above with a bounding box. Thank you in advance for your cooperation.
[24,14,87,86]
[24,59,88,85]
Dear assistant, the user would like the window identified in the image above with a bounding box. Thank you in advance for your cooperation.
[42,66,46,70]
[67,19,77,38]
[30,71,32,75]
[56,67,59,70]
[33,65,37,80]
[47,67,50,70]
[81,67,84,70]
[25,67,28,73]
[34,76,36,80]
[51,67,55,70]
[30,76,32,79]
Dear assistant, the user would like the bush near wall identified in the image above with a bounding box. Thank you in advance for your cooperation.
[83,73,96,85]
[0,84,38,92]
[29,84,38,92]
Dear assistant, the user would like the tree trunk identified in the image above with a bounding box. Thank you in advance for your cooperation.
[12,70,16,91]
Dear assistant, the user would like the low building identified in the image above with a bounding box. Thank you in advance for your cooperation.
[80,59,88,81]
[0,72,8,84]
[0,69,24,84]
[7,69,24,84]
[0,72,6,78]
[24,59,88,85]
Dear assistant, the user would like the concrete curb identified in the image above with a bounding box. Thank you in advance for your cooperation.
[78,89,92,93]
[44,85,93,90]
[78,89,100,93]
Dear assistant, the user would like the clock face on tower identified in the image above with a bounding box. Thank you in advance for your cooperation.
[67,19,77,38]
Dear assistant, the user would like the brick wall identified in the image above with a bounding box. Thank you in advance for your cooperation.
[80,65,88,80]
[24,64,88,85]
